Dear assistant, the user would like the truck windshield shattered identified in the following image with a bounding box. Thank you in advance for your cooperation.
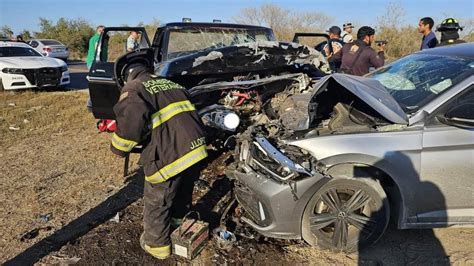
[167,28,275,59]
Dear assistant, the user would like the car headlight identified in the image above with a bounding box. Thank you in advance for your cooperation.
[246,137,313,182]
[60,65,68,72]
[199,105,240,132]
[2,68,24,74]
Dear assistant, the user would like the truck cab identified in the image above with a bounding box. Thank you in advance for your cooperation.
[88,22,276,119]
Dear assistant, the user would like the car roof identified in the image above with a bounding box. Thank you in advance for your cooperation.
[159,22,272,31]
[416,43,474,59]
[0,41,32,48]
[32,39,62,42]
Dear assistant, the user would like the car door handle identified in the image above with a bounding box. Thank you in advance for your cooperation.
[95,69,106,73]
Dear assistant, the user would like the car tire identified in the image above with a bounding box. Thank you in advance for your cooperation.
[301,177,389,252]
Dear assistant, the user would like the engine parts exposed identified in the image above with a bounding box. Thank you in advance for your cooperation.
[200,105,241,132]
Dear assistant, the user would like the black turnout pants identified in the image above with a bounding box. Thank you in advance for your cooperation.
[143,165,200,247]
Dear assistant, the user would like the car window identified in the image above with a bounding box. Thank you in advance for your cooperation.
[167,28,273,59]
[30,41,39,48]
[97,30,148,63]
[40,40,62,46]
[0,46,43,57]
[445,86,474,119]
[367,54,474,113]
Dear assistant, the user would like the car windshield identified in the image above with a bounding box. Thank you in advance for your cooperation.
[167,27,274,59]
[0,46,42,57]
[41,40,62,46]
[366,53,474,113]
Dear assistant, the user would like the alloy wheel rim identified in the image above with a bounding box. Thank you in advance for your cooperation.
[309,188,377,249]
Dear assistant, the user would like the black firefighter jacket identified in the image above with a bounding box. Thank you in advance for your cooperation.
[110,73,207,184]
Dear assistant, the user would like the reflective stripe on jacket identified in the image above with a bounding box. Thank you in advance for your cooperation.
[110,73,207,183]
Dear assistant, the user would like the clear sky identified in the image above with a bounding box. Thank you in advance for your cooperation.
[1,0,473,33]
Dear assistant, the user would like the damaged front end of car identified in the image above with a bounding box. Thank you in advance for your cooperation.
[222,73,410,238]
[151,40,410,239]
[226,130,331,238]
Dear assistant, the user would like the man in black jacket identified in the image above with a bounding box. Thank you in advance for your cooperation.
[110,64,207,259]
[339,26,385,76]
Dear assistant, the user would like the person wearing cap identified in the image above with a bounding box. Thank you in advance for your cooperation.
[126,31,140,52]
[341,23,355,43]
[339,26,385,76]
[418,17,438,50]
[437,18,466,46]
[110,63,207,260]
[322,26,345,71]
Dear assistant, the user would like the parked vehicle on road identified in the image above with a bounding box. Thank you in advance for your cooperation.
[0,41,70,91]
[27,39,70,61]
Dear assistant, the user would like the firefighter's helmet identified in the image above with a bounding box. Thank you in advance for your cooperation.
[437,18,464,32]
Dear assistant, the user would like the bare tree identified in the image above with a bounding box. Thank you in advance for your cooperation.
[460,18,474,42]
[375,1,420,59]
[233,3,333,41]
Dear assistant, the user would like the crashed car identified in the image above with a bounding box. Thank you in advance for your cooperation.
[227,43,474,251]
[88,21,474,252]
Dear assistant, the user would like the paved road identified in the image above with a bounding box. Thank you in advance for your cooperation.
[66,62,89,91]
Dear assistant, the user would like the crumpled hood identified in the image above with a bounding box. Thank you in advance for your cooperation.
[0,57,65,68]
[313,73,408,124]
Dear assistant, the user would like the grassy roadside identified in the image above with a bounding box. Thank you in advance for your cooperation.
[0,90,91,149]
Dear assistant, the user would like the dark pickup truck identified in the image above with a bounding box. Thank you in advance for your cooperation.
[87,22,278,119]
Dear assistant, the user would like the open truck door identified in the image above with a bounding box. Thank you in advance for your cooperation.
[293,33,338,72]
[88,27,152,120]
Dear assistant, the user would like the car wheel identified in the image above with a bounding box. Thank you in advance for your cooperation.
[301,177,389,252]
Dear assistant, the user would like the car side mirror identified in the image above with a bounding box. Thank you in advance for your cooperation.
[438,103,474,129]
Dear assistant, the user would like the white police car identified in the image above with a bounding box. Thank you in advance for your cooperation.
[0,41,70,91]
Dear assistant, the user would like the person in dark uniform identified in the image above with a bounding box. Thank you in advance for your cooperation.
[110,63,207,259]
[338,26,385,76]
[437,18,466,46]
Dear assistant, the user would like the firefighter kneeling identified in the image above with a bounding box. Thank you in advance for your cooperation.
[110,63,207,259]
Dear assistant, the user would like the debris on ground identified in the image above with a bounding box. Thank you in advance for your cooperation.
[19,226,53,242]
[8,102,16,107]
[213,227,236,251]
[39,213,52,223]
[24,105,43,113]
[109,212,120,223]
[9,125,20,131]
[195,179,210,192]
[50,255,81,264]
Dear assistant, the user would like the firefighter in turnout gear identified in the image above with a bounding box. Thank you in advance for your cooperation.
[437,18,466,46]
[110,63,207,259]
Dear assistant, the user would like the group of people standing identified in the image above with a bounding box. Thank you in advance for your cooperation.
[319,17,466,76]
[319,23,385,76]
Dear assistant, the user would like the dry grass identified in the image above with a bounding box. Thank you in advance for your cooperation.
[0,91,91,148]
[0,90,140,262]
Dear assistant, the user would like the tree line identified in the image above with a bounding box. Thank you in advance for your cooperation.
[1,2,472,60]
